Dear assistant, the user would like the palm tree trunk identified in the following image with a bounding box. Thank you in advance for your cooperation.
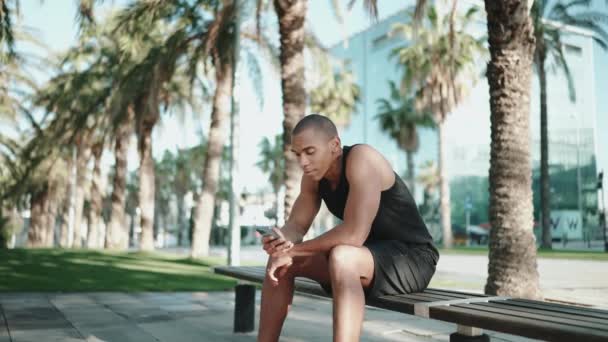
[191,61,233,258]
[274,0,308,220]
[177,195,186,246]
[73,141,91,248]
[438,122,452,248]
[484,0,542,299]
[107,113,132,250]
[87,144,104,249]
[44,181,60,247]
[27,186,49,248]
[138,115,157,251]
[274,187,280,227]
[538,52,552,249]
[59,156,74,248]
[406,150,416,197]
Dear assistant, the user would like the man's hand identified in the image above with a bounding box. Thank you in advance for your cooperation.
[262,227,294,256]
[266,253,293,286]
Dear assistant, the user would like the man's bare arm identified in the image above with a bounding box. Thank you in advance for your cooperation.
[279,175,322,243]
[287,147,383,257]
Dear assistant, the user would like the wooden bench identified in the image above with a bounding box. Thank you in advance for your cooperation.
[214,265,608,342]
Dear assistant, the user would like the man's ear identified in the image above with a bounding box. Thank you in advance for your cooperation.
[332,136,341,153]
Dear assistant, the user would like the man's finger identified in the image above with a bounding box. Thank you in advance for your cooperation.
[274,241,293,253]
[270,238,287,249]
[262,236,278,244]
[267,265,278,284]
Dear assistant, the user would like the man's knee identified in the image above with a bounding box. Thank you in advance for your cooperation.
[328,245,359,272]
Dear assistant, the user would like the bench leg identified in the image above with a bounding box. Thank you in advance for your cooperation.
[234,284,256,333]
[450,325,490,342]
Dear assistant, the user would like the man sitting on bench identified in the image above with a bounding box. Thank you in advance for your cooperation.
[259,114,440,342]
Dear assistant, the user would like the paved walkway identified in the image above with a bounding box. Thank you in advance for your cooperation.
[0,291,542,342]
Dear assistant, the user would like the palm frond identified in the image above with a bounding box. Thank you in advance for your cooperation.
[1,0,17,57]
[347,0,378,20]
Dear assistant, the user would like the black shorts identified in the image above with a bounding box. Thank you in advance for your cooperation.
[320,240,439,299]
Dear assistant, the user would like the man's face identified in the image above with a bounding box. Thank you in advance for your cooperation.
[291,128,339,181]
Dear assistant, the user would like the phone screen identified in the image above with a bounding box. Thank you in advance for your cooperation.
[256,227,278,238]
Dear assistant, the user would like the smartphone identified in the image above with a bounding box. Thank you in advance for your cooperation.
[256,227,280,239]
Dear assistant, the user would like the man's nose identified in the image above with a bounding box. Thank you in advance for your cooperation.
[298,156,309,168]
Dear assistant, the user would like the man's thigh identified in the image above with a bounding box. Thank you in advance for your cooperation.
[285,245,375,289]
[288,253,331,285]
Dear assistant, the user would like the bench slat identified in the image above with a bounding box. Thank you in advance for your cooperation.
[475,301,608,325]
[423,288,487,298]
[430,304,608,342]
[366,296,420,315]
[455,303,608,332]
[488,299,608,320]
[401,292,474,302]
[509,298,608,318]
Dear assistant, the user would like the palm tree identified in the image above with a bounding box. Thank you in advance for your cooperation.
[308,51,360,128]
[174,143,206,246]
[532,0,608,249]
[13,150,68,248]
[375,80,434,196]
[72,133,93,248]
[273,0,309,220]
[106,104,134,250]
[391,5,486,248]
[114,0,213,252]
[483,0,542,299]
[34,71,103,248]
[190,2,238,258]
[113,0,265,256]
[86,139,105,248]
[256,134,284,225]
[154,151,177,248]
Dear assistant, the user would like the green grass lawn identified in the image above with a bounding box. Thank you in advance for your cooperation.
[0,249,238,292]
[1,247,605,293]
[440,246,608,261]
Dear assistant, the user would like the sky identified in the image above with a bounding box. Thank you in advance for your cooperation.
[11,0,406,194]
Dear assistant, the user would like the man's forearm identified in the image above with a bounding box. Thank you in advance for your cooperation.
[280,221,306,243]
[288,223,365,257]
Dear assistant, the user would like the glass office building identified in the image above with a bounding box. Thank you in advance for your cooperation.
[330,7,608,249]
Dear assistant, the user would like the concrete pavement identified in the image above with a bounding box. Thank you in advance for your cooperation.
[0,291,540,342]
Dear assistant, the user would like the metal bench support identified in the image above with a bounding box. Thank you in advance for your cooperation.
[450,324,490,342]
[450,325,490,342]
[234,284,256,333]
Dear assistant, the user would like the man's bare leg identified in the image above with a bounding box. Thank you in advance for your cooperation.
[258,245,374,342]
[327,245,375,342]
[258,253,331,342]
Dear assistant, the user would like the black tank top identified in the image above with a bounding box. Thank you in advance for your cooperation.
[319,145,435,246]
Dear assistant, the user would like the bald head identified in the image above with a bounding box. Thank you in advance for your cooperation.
[292,114,338,140]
